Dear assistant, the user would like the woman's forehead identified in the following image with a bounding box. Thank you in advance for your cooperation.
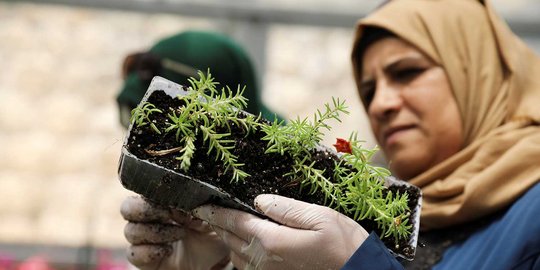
[361,38,429,75]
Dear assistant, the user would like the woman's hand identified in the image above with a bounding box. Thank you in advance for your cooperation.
[121,196,231,270]
[193,194,369,270]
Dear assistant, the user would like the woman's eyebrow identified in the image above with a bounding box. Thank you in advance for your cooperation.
[360,77,375,90]
[383,55,426,73]
[360,55,427,90]
[360,79,375,88]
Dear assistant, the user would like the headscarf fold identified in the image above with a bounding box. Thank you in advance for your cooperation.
[351,0,540,229]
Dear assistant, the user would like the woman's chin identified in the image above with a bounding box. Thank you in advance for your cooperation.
[388,153,428,181]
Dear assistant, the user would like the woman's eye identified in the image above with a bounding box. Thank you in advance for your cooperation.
[394,68,424,82]
[362,86,375,107]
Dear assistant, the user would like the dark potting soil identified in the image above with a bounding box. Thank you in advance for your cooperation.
[126,90,420,258]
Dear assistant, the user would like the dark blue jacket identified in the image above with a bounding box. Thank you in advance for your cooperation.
[342,182,540,270]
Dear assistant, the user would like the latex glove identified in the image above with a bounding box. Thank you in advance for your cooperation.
[121,196,231,270]
[192,194,369,270]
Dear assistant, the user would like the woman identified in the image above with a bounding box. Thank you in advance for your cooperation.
[121,0,540,269]
[116,30,277,128]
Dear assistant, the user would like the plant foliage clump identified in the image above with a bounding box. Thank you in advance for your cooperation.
[132,71,259,182]
[130,70,412,242]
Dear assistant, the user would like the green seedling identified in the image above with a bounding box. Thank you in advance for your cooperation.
[130,102,163,134]
[130,70,412,242]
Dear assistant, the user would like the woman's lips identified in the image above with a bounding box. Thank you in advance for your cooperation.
[382,125,416,146]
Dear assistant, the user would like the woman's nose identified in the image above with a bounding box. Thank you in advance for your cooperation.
[368,82,403,120]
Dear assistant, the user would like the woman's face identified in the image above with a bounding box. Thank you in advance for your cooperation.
[360,37,464,180]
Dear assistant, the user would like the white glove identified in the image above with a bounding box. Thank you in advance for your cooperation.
[192,194,369,270]
[121,196,231,270]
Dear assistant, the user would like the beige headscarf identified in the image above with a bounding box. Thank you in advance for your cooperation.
[351,0,540,229]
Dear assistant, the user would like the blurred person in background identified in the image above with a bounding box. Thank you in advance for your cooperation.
[116,30,276,128]
[120,0,540,269]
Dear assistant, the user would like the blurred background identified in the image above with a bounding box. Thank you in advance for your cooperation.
[0,0,539,269]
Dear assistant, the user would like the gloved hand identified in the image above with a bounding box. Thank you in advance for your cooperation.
[192,194,369,270]
[121,196,231,270]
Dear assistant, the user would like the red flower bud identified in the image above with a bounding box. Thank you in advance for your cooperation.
[333,138,352,154]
